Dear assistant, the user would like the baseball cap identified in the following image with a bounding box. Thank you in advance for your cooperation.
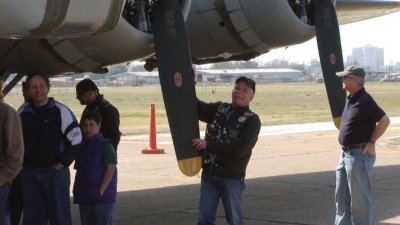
[235,76,256,94]
[76,79,99,94]
[336,65,365,77]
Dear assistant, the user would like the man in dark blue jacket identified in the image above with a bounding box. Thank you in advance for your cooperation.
[20,74,82,225]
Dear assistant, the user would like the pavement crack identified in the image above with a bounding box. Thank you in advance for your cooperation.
[246,185,335,201]
[244,217,317,225]
[251,151,332,160]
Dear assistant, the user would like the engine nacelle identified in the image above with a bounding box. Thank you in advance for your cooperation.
[0,0,125,38]
[186,0,316,63]
[0,0,195,74]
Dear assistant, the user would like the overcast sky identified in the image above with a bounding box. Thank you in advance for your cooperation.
[256,12,400,65]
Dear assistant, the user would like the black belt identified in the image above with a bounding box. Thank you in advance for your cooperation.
[341,143,367,151]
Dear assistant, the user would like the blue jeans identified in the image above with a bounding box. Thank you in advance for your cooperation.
[79,203,114,225]
[21,167,71,225]
[198,172,245,225]
[0,184,10,225]
[334,148,376,225]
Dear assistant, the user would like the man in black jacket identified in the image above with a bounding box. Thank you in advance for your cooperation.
[192,76,261,225]
[76,79,121,151]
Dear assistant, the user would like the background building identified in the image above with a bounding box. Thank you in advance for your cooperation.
[348,45,384,72]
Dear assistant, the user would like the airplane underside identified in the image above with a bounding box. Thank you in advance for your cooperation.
[0,0,307,77]
[0,0,398,79]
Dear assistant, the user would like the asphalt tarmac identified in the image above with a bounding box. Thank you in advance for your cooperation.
[69,119,400,225]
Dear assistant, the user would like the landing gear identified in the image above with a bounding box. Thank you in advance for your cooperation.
[122,0,157,33]
[288,0,316,25]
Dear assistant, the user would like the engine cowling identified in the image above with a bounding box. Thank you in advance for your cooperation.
[186,0,316,63]
[0,0,125,38]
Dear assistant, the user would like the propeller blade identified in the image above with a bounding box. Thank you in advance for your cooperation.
[314,0,346,129]
[153,0,202,176]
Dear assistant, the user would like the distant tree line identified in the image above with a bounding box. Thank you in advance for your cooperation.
[71,59,308,80]
[210,59,304,71]
[71,64,130,80]
[207,59,307,75]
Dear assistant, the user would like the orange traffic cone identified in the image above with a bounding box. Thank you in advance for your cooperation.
[141,104,164,154]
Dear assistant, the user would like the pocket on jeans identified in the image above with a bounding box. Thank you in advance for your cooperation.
[364,154,376,170]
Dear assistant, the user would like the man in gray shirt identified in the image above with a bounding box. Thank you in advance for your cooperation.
[0,82,24,224]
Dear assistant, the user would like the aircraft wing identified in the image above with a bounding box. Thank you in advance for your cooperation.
[336,0,400,24]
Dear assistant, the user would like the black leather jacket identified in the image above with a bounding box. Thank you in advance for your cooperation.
[197,100,261,180]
